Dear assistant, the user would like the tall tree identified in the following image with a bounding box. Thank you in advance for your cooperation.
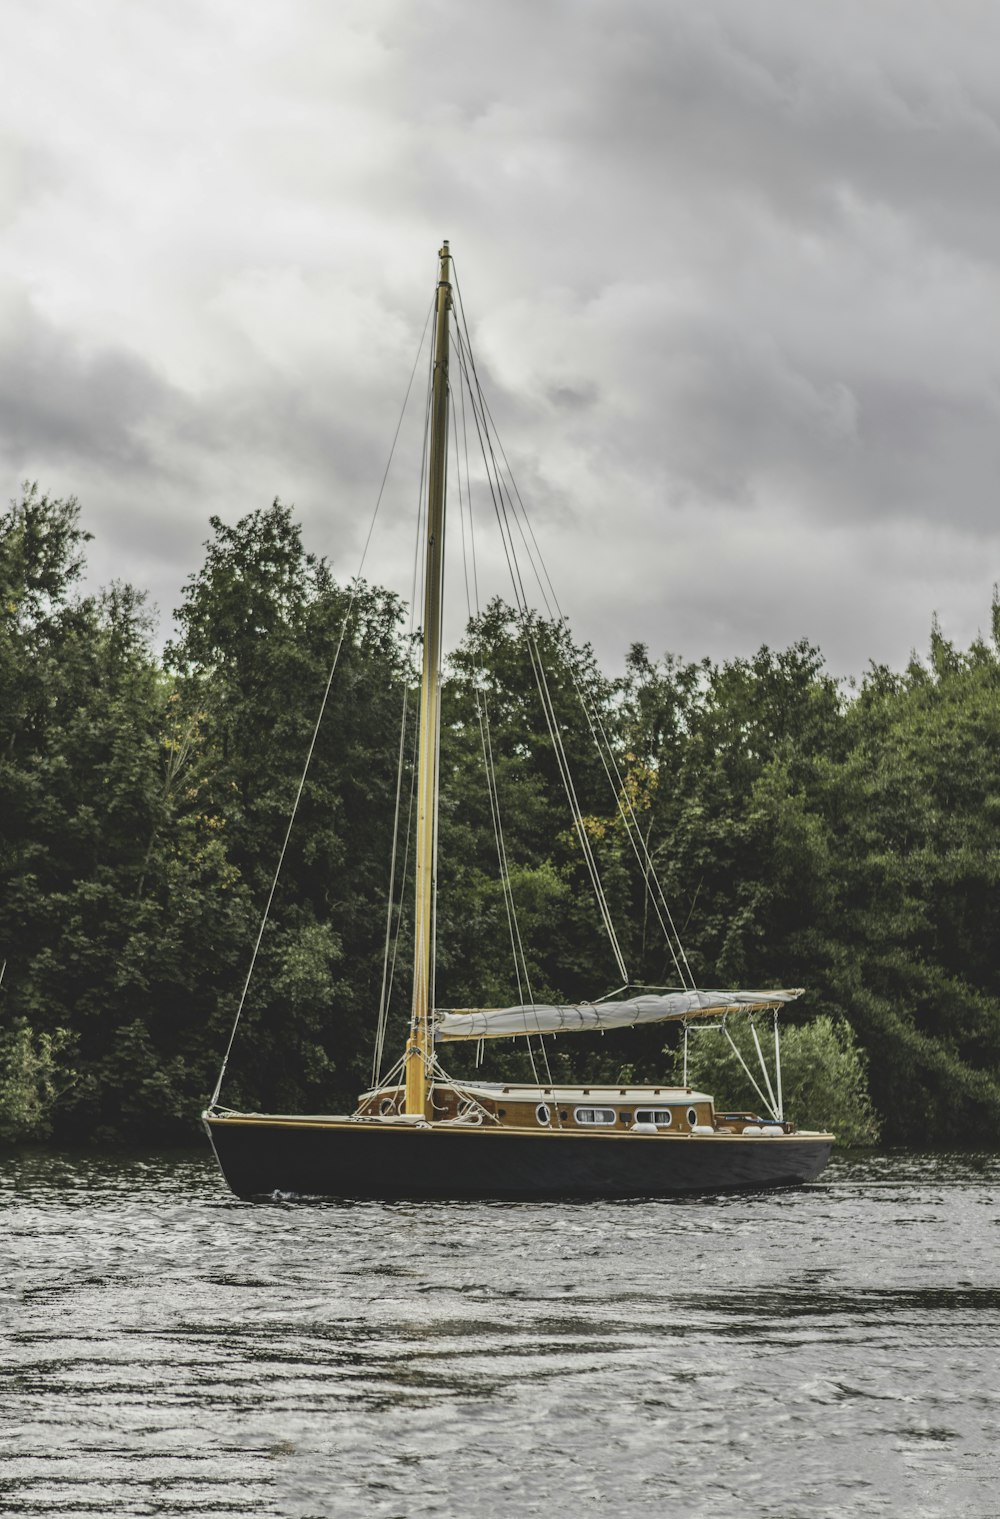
[0,489,250,1139]
[168,502,414,1112]
[831,627,1000,1140]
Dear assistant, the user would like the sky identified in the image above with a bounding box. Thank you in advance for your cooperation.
[3,0,1000,678]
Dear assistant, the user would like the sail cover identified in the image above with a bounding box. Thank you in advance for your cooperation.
[433,988,804,1043]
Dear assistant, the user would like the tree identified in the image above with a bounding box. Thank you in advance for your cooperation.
[437,602,633,1008]
[168,501,414,1112]
[826,628,1000,1140]
[0,489,255,1140]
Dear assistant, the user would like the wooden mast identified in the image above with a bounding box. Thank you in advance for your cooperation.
[405,241,452,1117]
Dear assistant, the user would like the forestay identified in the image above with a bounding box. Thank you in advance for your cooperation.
[434,988,804,1042]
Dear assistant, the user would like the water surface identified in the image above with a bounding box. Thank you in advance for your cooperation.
[5,1148,999,1516]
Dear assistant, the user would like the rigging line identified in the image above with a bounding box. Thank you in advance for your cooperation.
[457,345,483,629]
[451,395,548,1089]
[373,417,427,1087]
[208,593,359,1110]
[467,580,553,1085]
[459,337,692,984]
[451,391,627,1010]
[719,1017,777,1120]
[448,328,552,1094]
[356,294,436,579]
[405,338,438,1056]
[537,615,695,985]
[451,343,555,727]
[750,1019,780,1120]
[210,296,435,1110]
[450,332,541,969]
[507,592,677,984]
[568,691,694,989]
[562,663,694,985]
[451,318,627,986]
[450,303,691,983]
[372,686,412,1086]
[451,288,620,1083]
[479,406,559,614]
[449,437,514,996]
[450,309,556,620]
[452,281,563,625]
[376,1051,407,1088]
[452,301,694,988]
[520,625,621,964]
[452,382,535,1008]
[525,631,629,984]
[451,327,534,617]
[413,316,437,642]
[454,367,476,632]
[451,316,533,994]
[376,353,436,1084]
[376,697,420,1083]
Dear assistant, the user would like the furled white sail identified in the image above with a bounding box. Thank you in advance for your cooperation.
[433,988,804,1043]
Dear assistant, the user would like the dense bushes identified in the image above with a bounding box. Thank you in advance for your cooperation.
[672,1017,881,1147]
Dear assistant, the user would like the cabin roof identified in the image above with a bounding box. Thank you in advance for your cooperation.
[454,1082,713,1103]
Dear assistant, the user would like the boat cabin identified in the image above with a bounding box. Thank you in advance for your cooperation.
[355,1081,793,1135]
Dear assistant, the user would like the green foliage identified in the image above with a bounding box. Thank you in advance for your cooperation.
[439,601,626,1010]
[164,501,414,1112]
[0,487,256,1141]
[4,487,1000,1147]
[0,1018,74,1142]
[671,1016,880,1147]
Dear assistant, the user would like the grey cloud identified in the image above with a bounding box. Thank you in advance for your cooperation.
[0,285,178,471]
[377,0,1000,322]
[3,0,1000,680]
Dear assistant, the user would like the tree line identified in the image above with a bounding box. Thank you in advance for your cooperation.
[2,486,999,1147]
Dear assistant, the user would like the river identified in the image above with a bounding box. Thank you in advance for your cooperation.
[5,1147,999,1517]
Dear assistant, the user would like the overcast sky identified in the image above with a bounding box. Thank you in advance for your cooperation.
[3,0,999,677]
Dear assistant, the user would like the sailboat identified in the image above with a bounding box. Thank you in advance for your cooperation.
[203,244,834,1199]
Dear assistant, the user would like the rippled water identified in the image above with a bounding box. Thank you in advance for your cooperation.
[5,1148,999,1517]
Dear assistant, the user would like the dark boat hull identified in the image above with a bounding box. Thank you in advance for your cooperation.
[204,1114,833,1199]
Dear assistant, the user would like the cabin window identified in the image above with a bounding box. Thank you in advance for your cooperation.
[635,1109,672,1127]
[574,1107,617,1126]
[686,1108,699,1126]
[536,1104,552,1126]
[379,1098,394,1115]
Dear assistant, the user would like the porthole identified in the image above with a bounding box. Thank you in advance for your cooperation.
[687,1107,698,1126]
[574,1106,617,1126]
[379,1098,394,1116]
[536,1103,551,1126]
